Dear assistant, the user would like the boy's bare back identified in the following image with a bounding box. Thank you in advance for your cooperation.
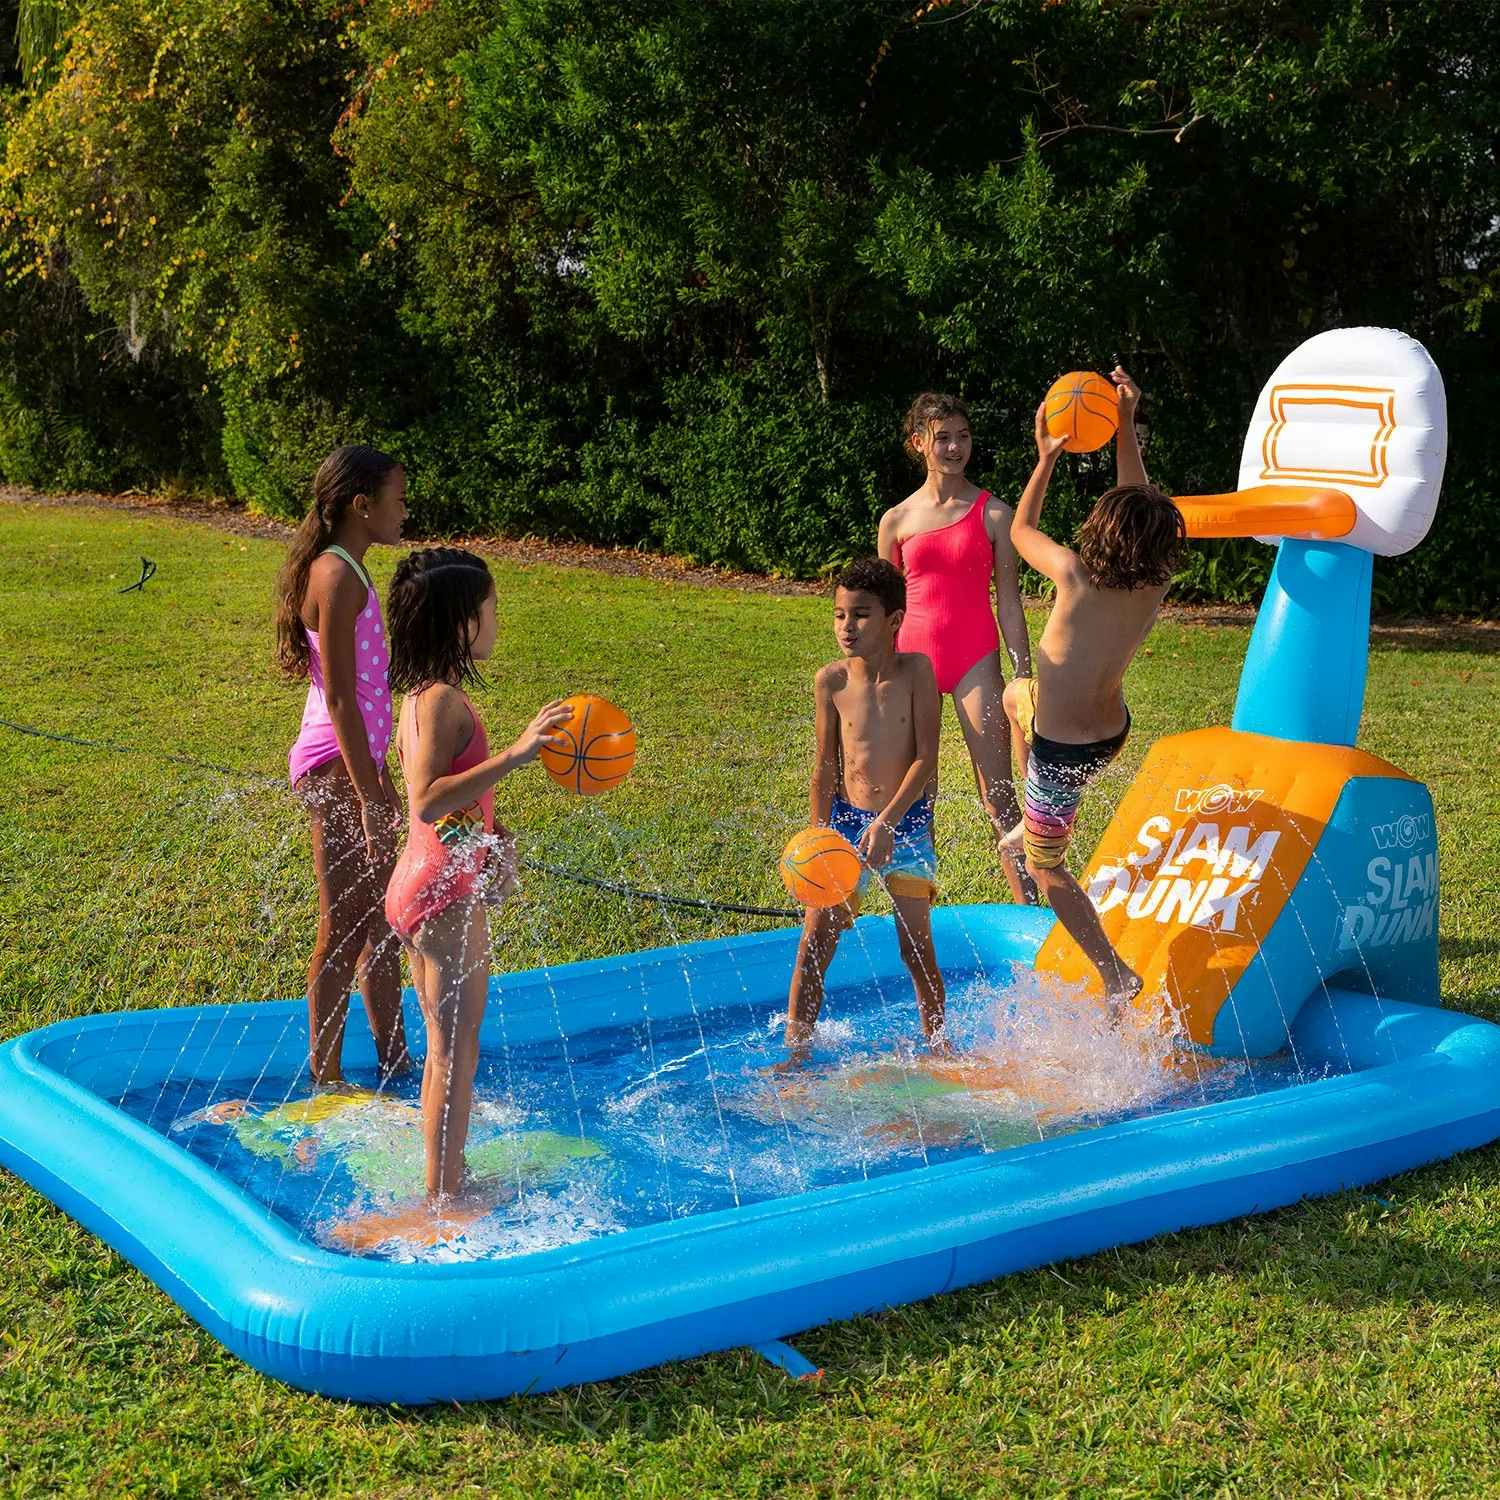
[1032,574,1166,742]
[818,652,935,813]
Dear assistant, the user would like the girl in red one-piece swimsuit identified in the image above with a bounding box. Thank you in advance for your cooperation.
[878,392,1036,903]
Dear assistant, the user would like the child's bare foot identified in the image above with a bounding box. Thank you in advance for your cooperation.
[768,1048,812,1075]
[201,1098,251,1124]
[1103,965,1144,1025]
[329,1198,486,1253]
[328,1180,512,1253]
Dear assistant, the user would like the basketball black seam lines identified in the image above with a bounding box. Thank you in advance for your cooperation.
[575,698,591,794]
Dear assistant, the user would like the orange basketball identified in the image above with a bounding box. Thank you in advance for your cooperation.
[779,826,862,908]
[1044,370,1120,453]
[538,693,636,795]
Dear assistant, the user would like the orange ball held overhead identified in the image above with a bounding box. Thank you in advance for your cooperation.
[1043,370,1120,454]
[538,693,637,795]
[780,826,862,909]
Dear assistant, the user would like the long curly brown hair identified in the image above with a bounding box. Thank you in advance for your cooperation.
[1075,484,1186,592]
[273,445,402,678]
[901,391,971,467]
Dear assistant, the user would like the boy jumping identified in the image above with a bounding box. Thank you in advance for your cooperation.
[1003,369,1186,1012]
[780,558,946,1068]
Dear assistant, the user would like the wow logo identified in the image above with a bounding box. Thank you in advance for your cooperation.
[1369,813,1432,851]
[1173,784,1265,816]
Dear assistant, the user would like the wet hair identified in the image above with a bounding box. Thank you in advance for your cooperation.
[386,547,495,692]
[902,391,971,468]
[835,557,906,616]
[1075,484,1186,592]
[274,445,403,678]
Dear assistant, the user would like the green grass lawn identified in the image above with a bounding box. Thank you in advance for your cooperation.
[2,499,1499,1497]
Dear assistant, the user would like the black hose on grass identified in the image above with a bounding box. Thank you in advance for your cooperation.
[0,716,799,921]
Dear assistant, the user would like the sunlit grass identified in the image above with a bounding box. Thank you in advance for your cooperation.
[2,500,1498,1496]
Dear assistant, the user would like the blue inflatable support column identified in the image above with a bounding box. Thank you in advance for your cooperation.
[1232,540,1373,748]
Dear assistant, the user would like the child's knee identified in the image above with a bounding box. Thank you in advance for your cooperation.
[810,903,853,940]
[310,931,357,977]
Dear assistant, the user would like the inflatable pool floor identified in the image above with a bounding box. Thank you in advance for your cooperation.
[3,902,1498,1403]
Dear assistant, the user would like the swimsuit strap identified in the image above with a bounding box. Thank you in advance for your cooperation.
[408,685,479,757]
[321,544,373,595]
[457,694,480,762]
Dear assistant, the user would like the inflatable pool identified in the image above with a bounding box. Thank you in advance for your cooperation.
[3,327,1497,1404]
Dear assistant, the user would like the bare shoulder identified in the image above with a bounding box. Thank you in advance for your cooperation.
[1056,561,1092,600]
[814,661,848,697]
[878,497,914,541]
[309,549,363,589]
[983,491,1017,541]
[309,550,367,609]
[984,491,1016,524]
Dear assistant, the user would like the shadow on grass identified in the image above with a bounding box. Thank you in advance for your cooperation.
[1163,609,1498,656]
[1440,938,1500,965]
[1368,623,1500,657]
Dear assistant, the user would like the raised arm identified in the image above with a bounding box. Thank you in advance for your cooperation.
[988,498,1032,678]
[809,668,842,826]
[1010,401,1080,588]
[1111,366,1148,489]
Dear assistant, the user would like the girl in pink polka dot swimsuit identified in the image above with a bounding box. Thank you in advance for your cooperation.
[274,445,412,1087]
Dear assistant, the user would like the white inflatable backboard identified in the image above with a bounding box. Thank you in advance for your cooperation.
[1238,327,1447,555]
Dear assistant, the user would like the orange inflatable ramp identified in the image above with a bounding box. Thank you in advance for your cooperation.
[1034,727,1414,1048]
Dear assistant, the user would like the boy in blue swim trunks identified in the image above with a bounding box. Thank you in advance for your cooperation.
[780,558,947,1068]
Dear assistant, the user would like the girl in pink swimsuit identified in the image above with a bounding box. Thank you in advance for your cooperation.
[878,392,1036,904]
[275,445,411,1086]
[382,548,570,1203]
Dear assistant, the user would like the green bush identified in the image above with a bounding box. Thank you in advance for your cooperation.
[642,378,892,575]
[0,0,1496,611]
